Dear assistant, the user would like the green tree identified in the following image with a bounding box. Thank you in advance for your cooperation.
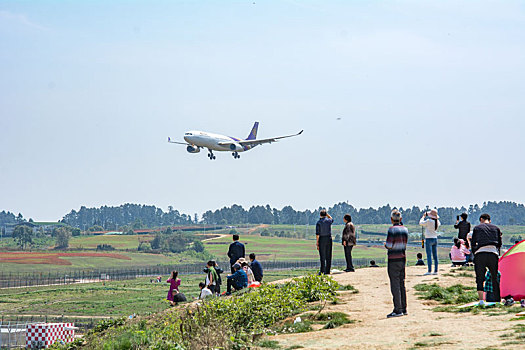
[55,227,72,249]
[12,225,33,249]
[193,240,205,253]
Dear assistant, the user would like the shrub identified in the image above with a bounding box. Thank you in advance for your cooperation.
[292,273,340,302]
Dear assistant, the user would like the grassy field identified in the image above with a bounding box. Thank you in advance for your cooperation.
[0,251,205,274]
[0,269,316,320]
[204,233,449,263]
[69,234,154,250]
[1,222,521,274]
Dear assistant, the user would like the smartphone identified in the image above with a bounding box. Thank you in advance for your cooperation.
[456,215,460,220]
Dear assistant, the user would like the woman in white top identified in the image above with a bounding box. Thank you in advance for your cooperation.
[419,209,441,275]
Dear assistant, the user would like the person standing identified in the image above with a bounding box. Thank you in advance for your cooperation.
[249,253,263,282]
[454,213,471,241]
[166,270,181,306]
[341,214,356,272]
[385,209,408,318]
[227,234,245,274]
[205,260,219,295]
[471,213,502,305]
[419,209,441,275]
[316,209,333,275]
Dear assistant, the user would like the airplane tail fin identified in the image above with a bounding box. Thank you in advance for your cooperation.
[246,122,259,140]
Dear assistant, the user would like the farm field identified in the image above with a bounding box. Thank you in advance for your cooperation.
[204,233,449,263]
[0,251,192,274]
[69,234,153,250]
[0,269,315,320]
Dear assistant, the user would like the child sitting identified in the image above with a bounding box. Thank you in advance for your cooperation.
[198,282,213,300]
[415,253,425,266]
[450,238,470,266]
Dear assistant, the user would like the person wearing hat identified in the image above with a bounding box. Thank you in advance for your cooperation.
[454,213,471,241]
[419,209,441,275]
[225,263,248,295]
[385,209,408,318]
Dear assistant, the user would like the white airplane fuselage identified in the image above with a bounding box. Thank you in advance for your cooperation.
[184,131,249,152]
[168,122,302,160]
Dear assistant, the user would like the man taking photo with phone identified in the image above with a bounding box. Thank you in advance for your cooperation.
[454,212,471,240]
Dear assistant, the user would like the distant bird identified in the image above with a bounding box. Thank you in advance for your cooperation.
[336,118,342,120]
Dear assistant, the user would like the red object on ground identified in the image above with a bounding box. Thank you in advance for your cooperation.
[499,240,525,300]
[26,323,75,348]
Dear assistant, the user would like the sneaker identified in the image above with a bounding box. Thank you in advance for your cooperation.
[344,269,355,272]
[432,272,438,275]
[504,298,515,306]
[402,310,408,316]
[386,311,404,318]
[478,300,485,306]
[423,272,432,276]
[521,299,525,308]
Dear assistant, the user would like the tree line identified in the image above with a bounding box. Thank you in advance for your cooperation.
[201,201,525,226]
[2,201,525,230]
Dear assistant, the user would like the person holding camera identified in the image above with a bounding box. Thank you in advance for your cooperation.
[419,209,440,275]
[454,213,471,241]
[316,209,333,275]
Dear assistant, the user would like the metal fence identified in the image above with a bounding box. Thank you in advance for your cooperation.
[0,322,31,349]
[0,257,386,289]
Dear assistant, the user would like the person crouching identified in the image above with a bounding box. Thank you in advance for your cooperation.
[226,263,248,295]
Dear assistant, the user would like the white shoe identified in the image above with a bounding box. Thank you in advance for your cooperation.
[423,272,432,276]
[431,272,438,275]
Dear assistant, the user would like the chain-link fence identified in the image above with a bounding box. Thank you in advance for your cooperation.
[0,257,387,289]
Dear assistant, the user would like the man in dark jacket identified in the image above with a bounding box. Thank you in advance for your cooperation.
[226,263,248,295]
[249,253,263,282]
[454,213,471,240]
[227,234,245,273]
[471,213,502,305]
[316,209,333,275]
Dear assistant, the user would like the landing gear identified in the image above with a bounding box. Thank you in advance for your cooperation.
[232,152,240,159]
[207,150,216,160]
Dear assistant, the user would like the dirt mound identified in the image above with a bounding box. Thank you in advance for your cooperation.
[270,265,523,349]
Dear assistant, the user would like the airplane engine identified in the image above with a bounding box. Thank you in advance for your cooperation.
[229,143,243,152]
[186,145,200,153]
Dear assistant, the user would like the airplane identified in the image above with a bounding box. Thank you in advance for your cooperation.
[167,122,303,160]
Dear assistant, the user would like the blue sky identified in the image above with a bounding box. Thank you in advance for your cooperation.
[1,1,524,221]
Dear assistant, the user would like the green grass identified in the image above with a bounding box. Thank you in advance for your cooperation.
[0,269,316,320]
[69,234,151,250]
[413,283,477,305]
[204,233,445,263]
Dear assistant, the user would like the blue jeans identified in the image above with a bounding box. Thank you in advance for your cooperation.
[425,238,438,273]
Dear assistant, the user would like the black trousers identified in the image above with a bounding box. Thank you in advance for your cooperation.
[318,236,333,274]
[226,279,244,294]
[344,245,354,271]
[474,252,500,301]
[388,259,407,313]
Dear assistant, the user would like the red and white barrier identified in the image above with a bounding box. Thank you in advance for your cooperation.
[26,323,75,349]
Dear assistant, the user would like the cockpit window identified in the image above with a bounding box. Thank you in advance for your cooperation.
[185,132,193,136]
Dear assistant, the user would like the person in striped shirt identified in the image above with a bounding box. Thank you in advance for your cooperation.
[384,209,409,318]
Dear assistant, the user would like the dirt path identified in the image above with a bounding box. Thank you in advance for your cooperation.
[271,265,523,349]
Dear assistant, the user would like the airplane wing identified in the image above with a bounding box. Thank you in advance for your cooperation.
[218,130,303,147]
[167,137,190,146]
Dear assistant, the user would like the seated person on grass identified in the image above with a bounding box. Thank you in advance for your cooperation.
[369,260,380,267]
[415,253,425,266]
[450,238,470,267]
[226,263,248,295]
[199,282,213,300]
